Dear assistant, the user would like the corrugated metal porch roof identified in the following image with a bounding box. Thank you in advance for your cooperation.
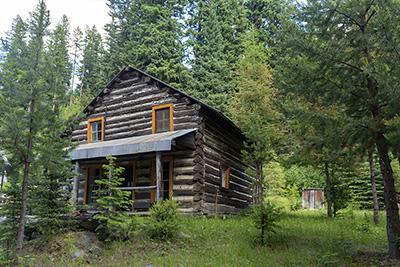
[69,129,196,160]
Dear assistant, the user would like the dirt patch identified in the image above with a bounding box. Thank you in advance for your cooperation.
[352,251,400,266]
[27,231,104,266]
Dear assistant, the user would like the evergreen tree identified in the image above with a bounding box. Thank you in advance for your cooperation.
[186,0,236,115]
[0,1,73,262]
[277,0,400,259]
[104,0,189,88]
[69,26,83,107]
[244,0,294,65]
[0,16,29,100]
[77,26,106,98]
[45,15,72,111]
[103,0,131,80]
[231,27,280,203]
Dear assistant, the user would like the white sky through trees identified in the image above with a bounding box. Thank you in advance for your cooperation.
[0,0,109,39]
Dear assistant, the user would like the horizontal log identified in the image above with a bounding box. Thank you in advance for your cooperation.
[203,194,249,208]
[201,203,241,215]
[174,123,199,131]
[117,186,156,191]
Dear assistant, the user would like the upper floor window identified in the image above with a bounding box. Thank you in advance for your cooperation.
[152,104,173,134]
[87,117,104,143]
[220,162,230,189]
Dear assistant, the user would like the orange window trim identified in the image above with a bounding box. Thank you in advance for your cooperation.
[152,103,173,134]
[150,156,173,203]
[87,117,104,143]
[84,164,103,204]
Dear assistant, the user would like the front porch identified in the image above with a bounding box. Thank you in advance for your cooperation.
[69,129,197,211]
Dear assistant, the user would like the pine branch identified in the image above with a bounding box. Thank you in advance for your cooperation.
[333,8,362,29]
[296,38,364,73]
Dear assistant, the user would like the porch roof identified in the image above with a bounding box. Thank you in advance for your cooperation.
[69,129,196,160]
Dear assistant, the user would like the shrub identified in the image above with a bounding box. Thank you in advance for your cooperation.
[92,156,134,242]
[145,197,181,240]
[252,202,283,244]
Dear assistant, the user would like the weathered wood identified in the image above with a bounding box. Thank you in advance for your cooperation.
[143,76,152,84]
[72,161,80,204]
[156,152,161,204]
[193,104,201,111]
[117,186,156,190]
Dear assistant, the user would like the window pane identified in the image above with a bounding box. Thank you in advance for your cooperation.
[90,121,102,142]
[155,108,170,133]
[221,168,226,187]
[221,165,229,188]
[91,122,97,133]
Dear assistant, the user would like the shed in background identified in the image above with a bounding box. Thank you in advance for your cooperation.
[302,188,324,209]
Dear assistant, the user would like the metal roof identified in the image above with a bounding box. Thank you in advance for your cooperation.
[69,129,196,160]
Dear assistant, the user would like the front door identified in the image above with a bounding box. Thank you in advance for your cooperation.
[118,161,136,211]
[151,156,173,203]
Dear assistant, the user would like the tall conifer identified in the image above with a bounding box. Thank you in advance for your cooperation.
[277,0,400,259]
[0,1,73,262]
[104,0,188,88]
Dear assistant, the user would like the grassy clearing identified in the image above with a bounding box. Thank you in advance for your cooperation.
[24,209,398,266]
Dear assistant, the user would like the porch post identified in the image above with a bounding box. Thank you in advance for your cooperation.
[72,160,80,205]
[156,151,162,204]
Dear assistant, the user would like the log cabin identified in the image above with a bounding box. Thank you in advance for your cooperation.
[69,65,253,215]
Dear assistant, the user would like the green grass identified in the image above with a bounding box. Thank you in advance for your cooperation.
[25,209,398,266]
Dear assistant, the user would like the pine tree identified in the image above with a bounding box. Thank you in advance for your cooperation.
[45,15,72,111]
[186,0,236,115]
[104,0,189,88]
[0,16,29,101]
[77,26,106,98]
[244,0,294,65]
[0,1,74,262]
[103,0,131,80]
[277,0,400,259]
[69,26,83,107]
[231,27,279,203]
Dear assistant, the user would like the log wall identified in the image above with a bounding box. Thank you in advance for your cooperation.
[200,111,252,215]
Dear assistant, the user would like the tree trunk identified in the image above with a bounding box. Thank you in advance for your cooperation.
[15,3,45,261]
[375,133,400,260]
[261,212,265,245]
[360,6,400,257]
[15,99,35,263]
[79,63,85,98]
[325,162,332,218]
[70,45,78,108]
[369,153,379,225]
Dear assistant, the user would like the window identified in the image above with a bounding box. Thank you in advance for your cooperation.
[84,165,104,204]
[152,104,173,133]
[150,157,173,203]
[220,163,230,189]
[87,117,104,143]
[118,161,136,211]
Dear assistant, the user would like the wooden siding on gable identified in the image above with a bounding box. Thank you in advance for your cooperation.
[71,71,201,144]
